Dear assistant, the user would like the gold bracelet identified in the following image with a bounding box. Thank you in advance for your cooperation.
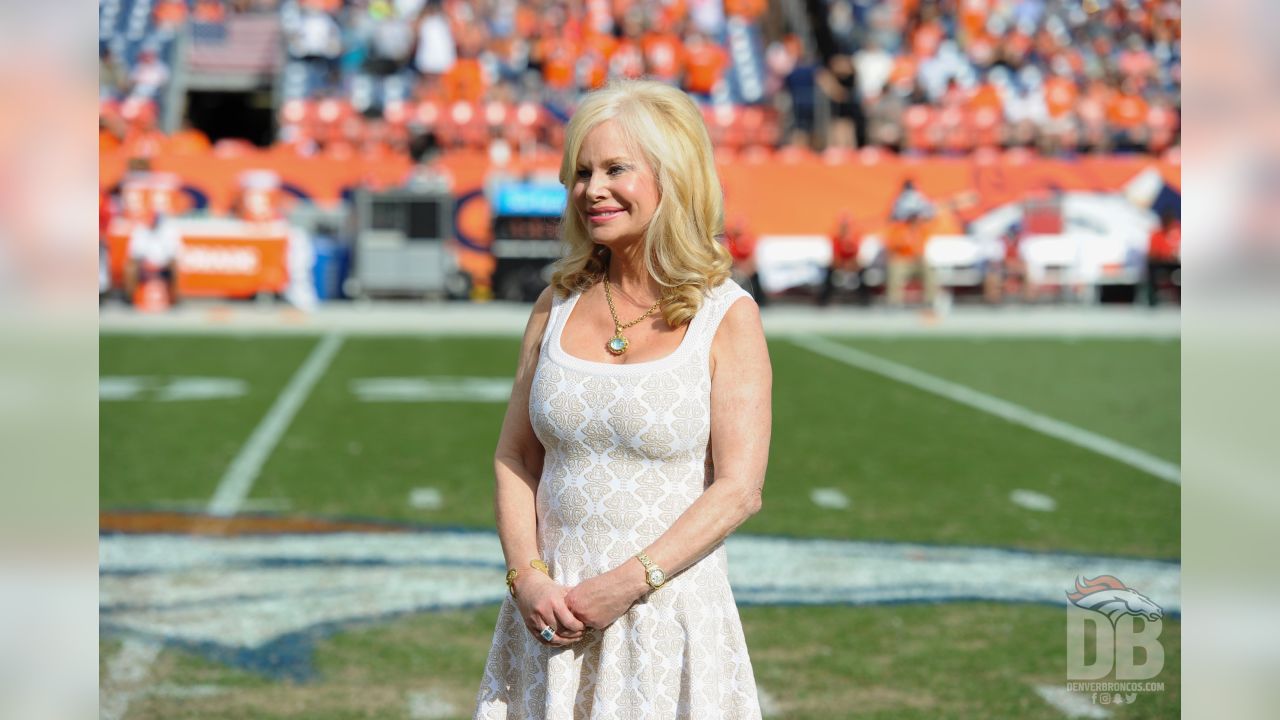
[506,558,550,597]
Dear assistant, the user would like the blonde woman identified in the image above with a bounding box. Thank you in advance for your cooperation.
[473,80,772,719]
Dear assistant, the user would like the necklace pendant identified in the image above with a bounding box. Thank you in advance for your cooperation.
[607,335,629,355]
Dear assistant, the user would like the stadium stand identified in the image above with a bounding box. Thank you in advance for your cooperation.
[100,1,1179,160]
[98,1,1180,309]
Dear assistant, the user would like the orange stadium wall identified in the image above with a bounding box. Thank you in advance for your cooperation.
[100,147,1179,281]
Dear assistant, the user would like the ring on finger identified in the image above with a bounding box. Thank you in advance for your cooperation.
[540,625,555,642]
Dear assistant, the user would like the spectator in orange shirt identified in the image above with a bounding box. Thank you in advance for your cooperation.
[154,0,188,28]
[724,0,766,21]
[538,36,578,91]
[194,0,227,24]
[967,70,1004,117]
[642,27,685,84]
[1043,69,1078,121]
[577,46,609,91]
[608,11,647,81]
[910,3,945,59]
[682,31,727,99]
[1145,213,1180,306]
[1107,77,1150,152]
[885,179,939,307]
[442,56,485,102]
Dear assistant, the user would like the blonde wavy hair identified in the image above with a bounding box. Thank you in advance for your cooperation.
[548,80,734,327]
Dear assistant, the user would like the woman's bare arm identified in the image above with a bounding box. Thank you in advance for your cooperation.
[494,287,586,644]
[564,297,771,627]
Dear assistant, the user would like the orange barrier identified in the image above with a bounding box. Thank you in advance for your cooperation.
[107,220,290,299]
[100,145,1178,285]
[177,233,289,298]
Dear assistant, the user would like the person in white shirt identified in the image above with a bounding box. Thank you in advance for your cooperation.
[413,1,456,78]
[129,49,170,100]
[125,213,182,305]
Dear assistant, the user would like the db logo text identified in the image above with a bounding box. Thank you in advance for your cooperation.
[1065,574,1166,682]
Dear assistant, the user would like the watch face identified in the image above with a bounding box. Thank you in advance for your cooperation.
[648,569,665,586]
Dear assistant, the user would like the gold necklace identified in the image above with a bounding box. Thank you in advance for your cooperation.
[602,276,664,356]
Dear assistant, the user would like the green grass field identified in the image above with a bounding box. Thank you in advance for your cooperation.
[101,332,1180,719]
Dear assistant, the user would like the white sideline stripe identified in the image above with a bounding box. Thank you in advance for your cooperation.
[1034,684,1110,718]
[790,334,1181,485]
[810,487,851,509]
[100,638,162,720]
[208,333,344,516]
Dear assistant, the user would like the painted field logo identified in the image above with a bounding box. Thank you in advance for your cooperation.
[1065,574,1166,703]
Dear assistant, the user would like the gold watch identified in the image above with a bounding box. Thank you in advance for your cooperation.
[634,552,667,591]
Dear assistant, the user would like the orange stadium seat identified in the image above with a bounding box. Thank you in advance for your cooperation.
[903,105,938,153]
[970,106,1004,149]
[938,106,972,153]
[503,101,544,148]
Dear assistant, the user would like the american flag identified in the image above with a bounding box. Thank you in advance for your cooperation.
[186,15,281,74]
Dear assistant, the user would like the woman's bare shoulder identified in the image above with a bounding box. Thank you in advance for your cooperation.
[520,286,556,349]
[710,293,768,379]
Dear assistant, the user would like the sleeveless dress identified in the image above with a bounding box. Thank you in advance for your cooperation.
[473,278,762,720]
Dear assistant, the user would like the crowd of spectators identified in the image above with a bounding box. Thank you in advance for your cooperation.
[767,0,1180,155]
[273,0,769,158]
[100,0,1180,161]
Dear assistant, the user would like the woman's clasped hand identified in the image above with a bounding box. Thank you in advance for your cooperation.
[512,569,588,647]
[514,565,643,648]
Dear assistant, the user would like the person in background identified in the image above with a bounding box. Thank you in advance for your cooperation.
[817,53,864,149]
[124,210,181,307]
[819,212,869,306]
[99,45,129,100]
[782,46,819,149]
[984,222,1029,305]
[413,0,456,82]
[99,190,114,300]
[1145,213,1181,306]
[885,179,938,307]
[724,216,766,307]
[128,48,171,101]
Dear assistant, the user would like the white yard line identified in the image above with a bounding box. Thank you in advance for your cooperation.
[790,334,1180,485]
[810,487,851,509]
[1011,489,1058,512]
[102,334,342,719]
[409,487,444,510]
[208,333,344,516]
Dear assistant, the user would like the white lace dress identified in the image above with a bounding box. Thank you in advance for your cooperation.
[473,278,762,720]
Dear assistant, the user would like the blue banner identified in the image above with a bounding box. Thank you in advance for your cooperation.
[491,183,566,218]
